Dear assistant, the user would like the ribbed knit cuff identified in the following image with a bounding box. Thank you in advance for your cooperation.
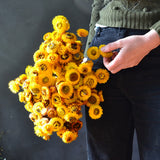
[150,21,160,37]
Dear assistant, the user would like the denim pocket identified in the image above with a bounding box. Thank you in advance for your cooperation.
[90,27,102,47]
[89,27,119,70]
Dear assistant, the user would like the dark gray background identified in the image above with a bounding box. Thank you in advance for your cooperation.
[0,0,139,159]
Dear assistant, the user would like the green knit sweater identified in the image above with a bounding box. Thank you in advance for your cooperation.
[85,0,160,56]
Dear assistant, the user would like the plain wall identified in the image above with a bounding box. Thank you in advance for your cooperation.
[0,0,139,159]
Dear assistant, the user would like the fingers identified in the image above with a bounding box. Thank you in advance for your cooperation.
[101,40,123,53]
[101,40,124,74]
[103,57,111,66]
[103,51,121,74]
[106,57,122,74]
[108,64,122,74]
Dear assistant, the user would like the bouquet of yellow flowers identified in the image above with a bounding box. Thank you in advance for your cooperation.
[8,15,110,143]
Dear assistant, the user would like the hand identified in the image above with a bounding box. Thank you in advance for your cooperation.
[102,29,160,74]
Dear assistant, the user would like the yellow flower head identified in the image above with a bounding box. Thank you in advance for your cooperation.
[8,80,20,94]
[66,42,81,54]
[52,63,62,78]
[52,31,62,41]
[18,92,26,103]
[65,69,80,85]
[49,86,57,94]
[28,67,40,83]
[46,41,59,54]
[91,89,98,94]
[35,59,52,73]
[57,43,67,55]
[77,28,88,37]
[51,92,62,106]
[32,94,42,103]
[22,79,30,90]
[34,125,51,140]
[33,102,45,116]
[99,44,113,58]
[56,128,67,138]
[76,40,82,46]
[62,32,77,43]
[34,126,45,137]
[47,107,57,118]
[73,76,83,90]
[55,76,65,86]
[72,120,83,132]
[47,53,59,64]
[64,112,79,123]
[43,32,52,41]
[57,81,73,98]
[72,52,84,63]
[95,68,110,84]
[83,74,97,89]
[88,105,103,119]
[41,86,50,100]
[77,85,91,101]
[56,105,68,118]
[67,103,81,114]
[33,50,48,62]
[34,117,49,126]
[18,74,27,86]
[87,46,100,60]
[39,41,48,52]
[78,61,93,75]
[64,121,72,130]
[41,108,48,116]
[52,15,70,33]
[76,111,83,119]
[86,93,100,107]
[38,73,53,87]
[29,112,39,122]
[63,91,78,104]
[42,123,54,135]
[42,99,52,108]
[24,102,33,112]
[59,53,72,64]
[42,135,51,141]
[62,131,78,143]
[29,82,41,95]
[98,90,104,102]
[24,89,32,102]
[50,117,64,132]
[87,60,94,66]
[29,66,39,76]
[25,65,32,76]
[65,62,78,71]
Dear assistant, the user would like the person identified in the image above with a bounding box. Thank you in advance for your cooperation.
[84,0,160,160]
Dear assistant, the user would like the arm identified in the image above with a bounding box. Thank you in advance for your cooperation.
[102,29,160,74]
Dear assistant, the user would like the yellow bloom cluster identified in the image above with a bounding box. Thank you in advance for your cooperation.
[8,15,110,143]
[87,45,113,60]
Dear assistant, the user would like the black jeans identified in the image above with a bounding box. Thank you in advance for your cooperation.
[85,27,160,160]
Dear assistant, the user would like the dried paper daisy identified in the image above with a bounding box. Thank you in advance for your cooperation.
[8,15,110,143]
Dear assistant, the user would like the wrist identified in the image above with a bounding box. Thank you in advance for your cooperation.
[143,29,160,51]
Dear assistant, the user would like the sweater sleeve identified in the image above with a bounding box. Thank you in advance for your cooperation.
[84,0,105,57]
[150,20,160,37]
